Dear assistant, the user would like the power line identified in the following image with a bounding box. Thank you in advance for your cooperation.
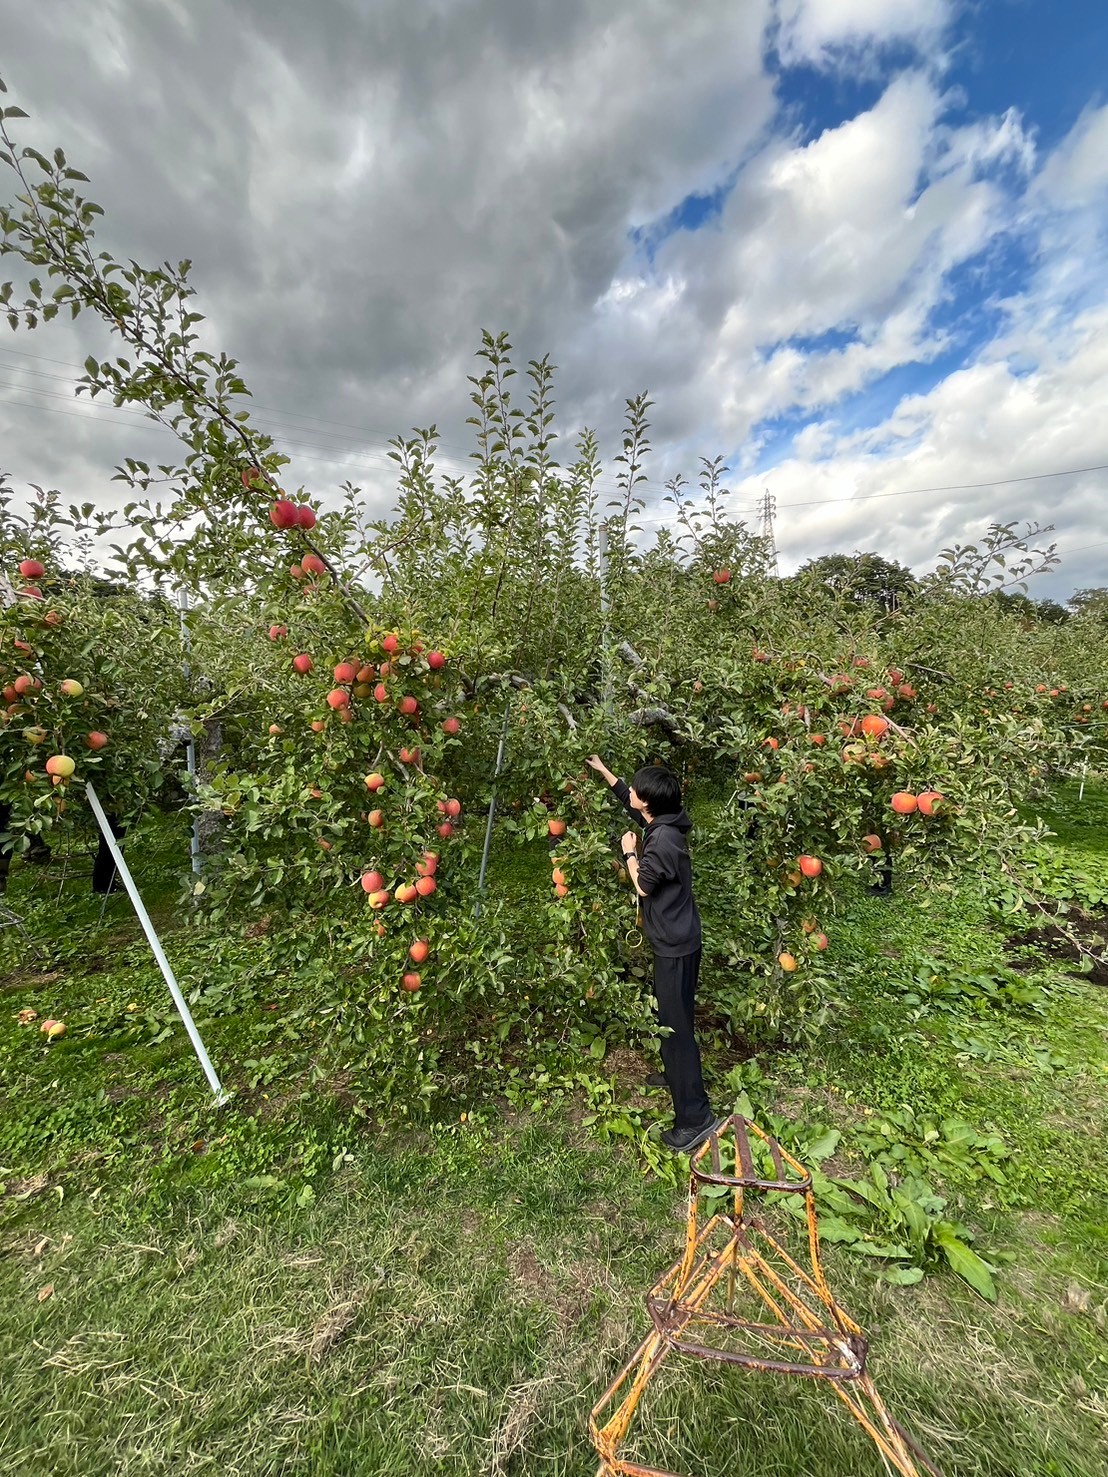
[0,344,668,497]
[772,462,1108,511]
[2,342,1105,521]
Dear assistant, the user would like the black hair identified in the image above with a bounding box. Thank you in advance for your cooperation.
[631,765,683,816]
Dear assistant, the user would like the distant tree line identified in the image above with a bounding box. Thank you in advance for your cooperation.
[793,551,1103,624]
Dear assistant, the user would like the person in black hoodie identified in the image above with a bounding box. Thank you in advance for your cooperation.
[587,755,722,1153]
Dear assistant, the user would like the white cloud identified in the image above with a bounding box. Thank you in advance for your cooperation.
[773,0,953,68]
[716,298,1108,597]
[1034,103,1108,208]
[599,73,1036,446]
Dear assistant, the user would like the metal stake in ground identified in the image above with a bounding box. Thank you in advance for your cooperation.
[177,588,203,875]
[85,781,230,1106]
[475,695,513,921]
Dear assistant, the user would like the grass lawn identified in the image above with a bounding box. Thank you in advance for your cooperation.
[1,783,1106,1476]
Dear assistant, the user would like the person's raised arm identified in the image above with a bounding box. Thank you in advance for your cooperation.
[585,754,618,787]
[587,754,640,825]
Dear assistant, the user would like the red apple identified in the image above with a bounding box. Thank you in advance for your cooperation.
[442,716,461,736]
[374,684,390,703]
[295,505,316,530]
[381,634,400,654]
[415,875,436,897]
[398,695,419,717]
[293,653,314,675]
[409,940,429,964]
[367,810,384,828]
[268,624,288,641]
[364,773,385,791]
[333,661,357,684]
[85,731,109,751]
[401,972,421,992]
[361,871,385,895]
[548,818,566,837]
[270,500,298,529]
[437,822,454,839]
[45,754,75,779]
[18,559,46,579]
[890,792,918,815]
[798,855,822,879]
[301,553,326,577]
[445,798,462,819]
[427,651,445,670]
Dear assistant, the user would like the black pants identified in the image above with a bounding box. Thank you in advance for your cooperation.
[92,814,126,894]
[654,949,712,1131]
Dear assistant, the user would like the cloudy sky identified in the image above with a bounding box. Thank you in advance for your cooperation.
[1,0,1106,597]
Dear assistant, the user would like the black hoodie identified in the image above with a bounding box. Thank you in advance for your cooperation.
[610,778,702,958]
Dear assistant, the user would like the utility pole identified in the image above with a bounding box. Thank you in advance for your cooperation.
[760,488,779,577]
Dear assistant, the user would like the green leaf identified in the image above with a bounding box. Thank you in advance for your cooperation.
[882,1265,925,1286]
[849,1240,912,1259]
[934,1226,997,1301]
[815,1215,860,1245]
[804,1128,841,1162]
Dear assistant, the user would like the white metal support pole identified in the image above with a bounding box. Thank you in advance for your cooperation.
[598,520,613,714]
[1079,761,1088,802]
[475,696,513,921]
[85,781,229,1106]
[177,589,203,874]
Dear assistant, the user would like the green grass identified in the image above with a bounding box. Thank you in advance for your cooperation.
[2,794,1108,1474]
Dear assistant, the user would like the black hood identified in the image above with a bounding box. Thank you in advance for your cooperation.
[647,808,693,835]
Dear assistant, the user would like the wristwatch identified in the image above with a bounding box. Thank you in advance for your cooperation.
[622,850,637,862]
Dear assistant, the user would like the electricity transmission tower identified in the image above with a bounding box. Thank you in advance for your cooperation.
[760,488,779,576]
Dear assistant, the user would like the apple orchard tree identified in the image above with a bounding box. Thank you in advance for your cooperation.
[2,83,1106,1102]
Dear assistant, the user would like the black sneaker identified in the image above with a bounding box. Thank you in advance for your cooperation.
[661,1115,725,1154]
[644,1072,667,1089]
